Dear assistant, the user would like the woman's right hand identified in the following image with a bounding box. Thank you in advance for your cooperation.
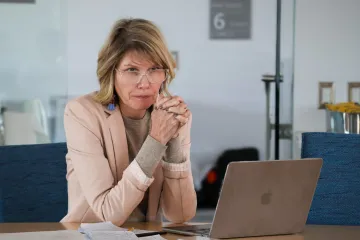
[150,108,179,145]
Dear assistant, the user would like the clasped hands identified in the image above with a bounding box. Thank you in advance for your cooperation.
[149,94,190,145]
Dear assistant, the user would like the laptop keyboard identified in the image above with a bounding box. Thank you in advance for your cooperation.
[185,225,211,236]
[192,228,210,236]
[164,224,212,237]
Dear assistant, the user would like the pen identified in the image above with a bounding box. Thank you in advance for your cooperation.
[135,231,166,237]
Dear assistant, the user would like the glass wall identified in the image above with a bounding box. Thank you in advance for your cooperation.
[0,0,68,145]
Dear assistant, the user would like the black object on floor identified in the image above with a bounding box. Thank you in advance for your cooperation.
[196,147,259,208]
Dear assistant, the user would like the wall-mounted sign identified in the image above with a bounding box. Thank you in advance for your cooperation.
[0,0,35,3]
[210,0,251,39]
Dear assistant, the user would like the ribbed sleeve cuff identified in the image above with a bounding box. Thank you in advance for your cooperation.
[135,135,167,177]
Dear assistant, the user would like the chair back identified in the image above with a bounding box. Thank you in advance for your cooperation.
[301,132,360,225]
[0,143,67,222]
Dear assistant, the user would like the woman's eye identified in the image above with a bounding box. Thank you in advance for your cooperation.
[150,67,161,71]
[126,68,138,72]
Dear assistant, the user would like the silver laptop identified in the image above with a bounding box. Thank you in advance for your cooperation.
[163,158,323,239]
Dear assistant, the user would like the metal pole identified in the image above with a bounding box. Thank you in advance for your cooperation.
[275,0,282,159]
[265,82,271,160]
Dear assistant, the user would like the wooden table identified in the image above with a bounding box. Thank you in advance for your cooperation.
[1,222,360,239]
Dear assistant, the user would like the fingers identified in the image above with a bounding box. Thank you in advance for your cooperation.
[155,91,170,107]
[157,108,190,126]
[155,96,170,109]
[175,114,189,125]
[156,92,161,104]
[163,110,181,127]
[175,110,191,135]
[167,103,188,115]
[152,107,190,140]
[158,96,184,109]
[182,109,191,119]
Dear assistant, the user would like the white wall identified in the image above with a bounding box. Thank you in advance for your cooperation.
[293,0,360,154]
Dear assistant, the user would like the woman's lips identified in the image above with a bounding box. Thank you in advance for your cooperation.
[133,95,152,100]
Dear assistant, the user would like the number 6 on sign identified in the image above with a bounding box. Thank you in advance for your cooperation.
[213,12,226,30]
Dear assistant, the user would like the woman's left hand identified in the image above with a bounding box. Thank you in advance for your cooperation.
[172,108,191,138]
[156,95,191,137]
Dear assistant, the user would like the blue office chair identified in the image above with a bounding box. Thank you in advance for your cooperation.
[301,132,360,225]
[0,143,68,222]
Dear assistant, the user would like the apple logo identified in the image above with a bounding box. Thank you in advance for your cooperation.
[261,191,272,205]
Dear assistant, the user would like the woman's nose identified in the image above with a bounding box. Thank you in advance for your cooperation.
[137,74,150,88]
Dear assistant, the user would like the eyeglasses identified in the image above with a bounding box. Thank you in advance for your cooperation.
[115,68,168,84]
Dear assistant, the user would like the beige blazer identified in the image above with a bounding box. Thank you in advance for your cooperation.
[60,93,197,226]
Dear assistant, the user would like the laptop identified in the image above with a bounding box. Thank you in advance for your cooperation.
[163,158,323,239]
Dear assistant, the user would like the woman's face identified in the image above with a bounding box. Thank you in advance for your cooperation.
[114,51,165,116]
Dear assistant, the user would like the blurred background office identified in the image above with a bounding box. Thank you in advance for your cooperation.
[1,0,360,213]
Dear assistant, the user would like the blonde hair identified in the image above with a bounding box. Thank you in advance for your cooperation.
[94,18,176,105]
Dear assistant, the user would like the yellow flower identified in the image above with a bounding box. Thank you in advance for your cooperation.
[326,102,360,113]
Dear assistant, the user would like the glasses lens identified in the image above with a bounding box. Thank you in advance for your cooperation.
[121,69,167,84]
[148,69,166,83]
[124,71,140,83]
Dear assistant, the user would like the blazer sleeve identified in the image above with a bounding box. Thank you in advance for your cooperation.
[160,114,197,223]
[64,100,154,226]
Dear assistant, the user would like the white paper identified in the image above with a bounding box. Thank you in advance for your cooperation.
[86,230,138,240]
[0,230,84,240]
[139,234,167,240]
[79,221,127,233]
[79,222,163,239]
[132,229,161,235]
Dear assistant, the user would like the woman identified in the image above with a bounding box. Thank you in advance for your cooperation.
[61,18,197,226]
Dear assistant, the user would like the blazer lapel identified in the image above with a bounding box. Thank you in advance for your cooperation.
[105,106,129,182]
